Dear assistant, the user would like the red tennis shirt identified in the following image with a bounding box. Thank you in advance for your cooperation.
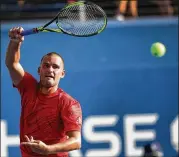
[14,72,82,157]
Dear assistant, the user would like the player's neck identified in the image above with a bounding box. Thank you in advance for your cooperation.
[40,86,58,95]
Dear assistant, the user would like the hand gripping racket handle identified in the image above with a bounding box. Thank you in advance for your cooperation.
[21,28,39,36]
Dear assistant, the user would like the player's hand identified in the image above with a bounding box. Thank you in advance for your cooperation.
[8,27,24,43]
[21,135,50,155]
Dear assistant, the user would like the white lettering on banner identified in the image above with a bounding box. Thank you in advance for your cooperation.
[124,114,159,157]
[1,114,178,157]
[1,120,20,157]
[170,116,178,152]
[83,115,121,157]
[69,149,83,157]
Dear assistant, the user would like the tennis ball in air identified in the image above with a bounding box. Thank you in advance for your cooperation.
[151,42,166,57]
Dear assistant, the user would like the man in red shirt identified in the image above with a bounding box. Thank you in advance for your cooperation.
[5,27,82,157]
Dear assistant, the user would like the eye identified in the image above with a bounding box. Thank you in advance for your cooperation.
[43,63,50,68]
[53,64,60,69]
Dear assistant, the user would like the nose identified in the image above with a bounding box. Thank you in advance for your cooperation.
[48,66,54,72]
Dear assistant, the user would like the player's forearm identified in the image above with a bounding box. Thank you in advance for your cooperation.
[47,137,81,154]
[5,40,21,68]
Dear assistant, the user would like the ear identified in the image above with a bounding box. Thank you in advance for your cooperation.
[38,67,40,75]
[61,70,65,78]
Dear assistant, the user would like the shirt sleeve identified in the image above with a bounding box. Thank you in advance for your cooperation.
[61,101,82,133]
[13,72,38,106]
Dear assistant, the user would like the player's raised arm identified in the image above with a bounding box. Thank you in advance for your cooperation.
[5,27,25,86]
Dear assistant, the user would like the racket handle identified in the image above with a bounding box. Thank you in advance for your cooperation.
[21,28,39,36]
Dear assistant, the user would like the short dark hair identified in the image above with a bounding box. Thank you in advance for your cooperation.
[40,52,64,68]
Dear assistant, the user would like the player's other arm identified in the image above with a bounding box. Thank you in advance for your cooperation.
[5,27,25,86]
[48,130,81,153]
[21,131,81,155]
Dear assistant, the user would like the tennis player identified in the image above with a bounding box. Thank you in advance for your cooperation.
[5,27,82,157]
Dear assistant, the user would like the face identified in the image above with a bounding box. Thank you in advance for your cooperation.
[38,55,65,88]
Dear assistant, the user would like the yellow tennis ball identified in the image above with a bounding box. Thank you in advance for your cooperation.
[151,42,166,57]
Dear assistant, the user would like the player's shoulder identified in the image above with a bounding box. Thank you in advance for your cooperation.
[24,71,37,80]
[15,71,37,87]
[59,88,79,105]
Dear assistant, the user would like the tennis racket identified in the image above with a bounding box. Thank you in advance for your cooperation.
[21,1,107,37]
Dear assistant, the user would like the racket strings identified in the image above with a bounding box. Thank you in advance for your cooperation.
[57,3,106,36]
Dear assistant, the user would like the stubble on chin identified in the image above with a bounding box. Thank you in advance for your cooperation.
[40,79,55,88]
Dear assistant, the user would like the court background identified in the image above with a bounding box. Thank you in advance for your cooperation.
[1,17,178,157]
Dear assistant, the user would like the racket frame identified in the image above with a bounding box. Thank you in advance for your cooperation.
[21,1,107,37]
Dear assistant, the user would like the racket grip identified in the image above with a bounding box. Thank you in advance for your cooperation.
[21,28,39,36]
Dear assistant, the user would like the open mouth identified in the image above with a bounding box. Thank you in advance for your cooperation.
[45,76,54,79]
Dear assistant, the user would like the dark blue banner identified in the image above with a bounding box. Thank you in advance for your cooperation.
[1,17,178,157]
